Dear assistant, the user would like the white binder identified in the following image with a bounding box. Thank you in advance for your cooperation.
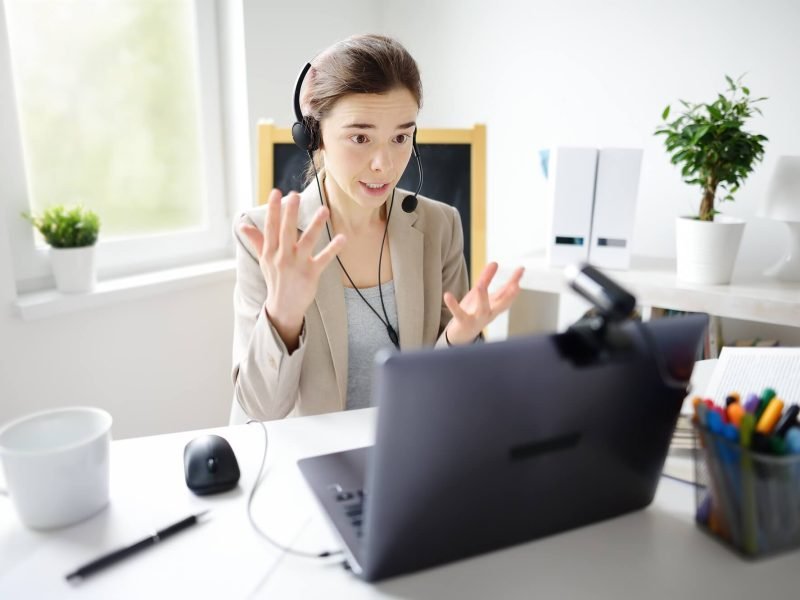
[588,148,643,270]
[545,147,598,267]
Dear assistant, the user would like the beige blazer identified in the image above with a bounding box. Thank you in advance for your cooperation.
[230,178,469,422]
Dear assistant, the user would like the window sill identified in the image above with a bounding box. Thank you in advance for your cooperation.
[15,259,236,321]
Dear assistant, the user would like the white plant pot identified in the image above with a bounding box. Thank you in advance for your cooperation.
[50,246,97,293]
[675,215,745,285]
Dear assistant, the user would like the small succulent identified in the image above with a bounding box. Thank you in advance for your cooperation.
[22,204,100,248]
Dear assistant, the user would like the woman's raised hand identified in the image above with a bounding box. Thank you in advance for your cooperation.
[239,189,346,350]
[443,262,525,345]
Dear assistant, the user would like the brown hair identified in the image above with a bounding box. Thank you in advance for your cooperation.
[300,34,423,185]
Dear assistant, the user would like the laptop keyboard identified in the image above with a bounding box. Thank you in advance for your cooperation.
[332,486,366,538]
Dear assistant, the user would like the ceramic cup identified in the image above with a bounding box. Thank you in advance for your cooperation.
[0,407,112,529]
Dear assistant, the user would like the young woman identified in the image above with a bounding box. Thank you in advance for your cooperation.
[231,34,524,422]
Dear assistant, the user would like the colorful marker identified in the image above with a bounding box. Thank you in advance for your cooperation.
[740,413,756,449]
[739,412,758,555]
[754,398,771,421]
[756,397,785,435]
[786,428,800,454]
[727,402,745,428]
[774,405,800,438]
[744,393,760,414]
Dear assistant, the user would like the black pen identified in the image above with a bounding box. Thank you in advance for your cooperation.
[65,511,210,583]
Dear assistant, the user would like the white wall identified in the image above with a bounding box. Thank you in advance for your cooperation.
[241,0,380,192]
[0,273,235,439]
[379,0,800,342]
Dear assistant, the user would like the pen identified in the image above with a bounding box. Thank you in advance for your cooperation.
[65,511,210,583]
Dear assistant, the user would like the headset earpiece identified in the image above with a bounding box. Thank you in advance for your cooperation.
[292,117,319,153]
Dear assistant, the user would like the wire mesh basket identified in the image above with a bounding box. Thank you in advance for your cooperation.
[693,423,800,558]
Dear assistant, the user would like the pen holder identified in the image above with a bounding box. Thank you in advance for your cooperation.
[693,424,800,558]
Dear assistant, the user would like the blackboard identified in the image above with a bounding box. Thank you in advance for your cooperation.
[401,143,472,276]
[258,123,486,284]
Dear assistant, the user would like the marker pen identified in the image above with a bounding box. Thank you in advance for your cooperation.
[744,393,760,414]
[756,398,785,435]
[774,405,799,438]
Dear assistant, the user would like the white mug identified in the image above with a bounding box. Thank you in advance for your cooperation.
[0,407,112,530]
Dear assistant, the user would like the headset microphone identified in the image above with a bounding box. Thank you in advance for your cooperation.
[401,129,423,213]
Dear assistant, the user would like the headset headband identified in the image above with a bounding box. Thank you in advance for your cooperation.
[293,63,312,123]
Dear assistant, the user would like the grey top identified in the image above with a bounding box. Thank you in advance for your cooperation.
[344,281,399,411]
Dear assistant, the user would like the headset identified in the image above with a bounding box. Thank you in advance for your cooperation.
[291,61,425,349]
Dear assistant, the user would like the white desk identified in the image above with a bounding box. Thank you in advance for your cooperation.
[1,408,797,599]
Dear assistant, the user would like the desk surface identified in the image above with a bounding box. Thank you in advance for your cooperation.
[1,407,797,599]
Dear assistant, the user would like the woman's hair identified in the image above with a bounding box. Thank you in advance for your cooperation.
[300,34,423,185]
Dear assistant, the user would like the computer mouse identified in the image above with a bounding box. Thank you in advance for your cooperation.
[183,434,240,495]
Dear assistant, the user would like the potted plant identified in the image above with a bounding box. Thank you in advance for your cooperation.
[655,75,768,284]
[23,204,101,293]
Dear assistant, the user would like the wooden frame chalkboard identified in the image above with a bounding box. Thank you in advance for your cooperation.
[256,121,486,284]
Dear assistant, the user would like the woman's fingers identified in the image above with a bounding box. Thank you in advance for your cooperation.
[489,267,524,300]
[443,291,469,322]
[264,188,282,257]
[279,192,301,253]
[296,206,330,256]
[475,261,499,291]
[489,284,513,308]
[489,283,521,318]
[509,266,525,285]
[488,267,525,315]
[239,222,264,256]
[311,234,347,274]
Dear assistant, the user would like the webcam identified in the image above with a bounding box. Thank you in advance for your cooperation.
[558,263,638,364]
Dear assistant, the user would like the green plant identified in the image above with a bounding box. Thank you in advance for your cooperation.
[22,204,100,248]
[655,75,768,221]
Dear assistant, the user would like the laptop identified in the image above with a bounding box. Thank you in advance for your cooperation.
[298,314,708,582]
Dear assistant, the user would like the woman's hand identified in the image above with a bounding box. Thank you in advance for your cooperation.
[443,262,525,345]
[239,189,346,350]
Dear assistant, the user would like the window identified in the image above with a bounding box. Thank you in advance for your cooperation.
[3,0,230,292]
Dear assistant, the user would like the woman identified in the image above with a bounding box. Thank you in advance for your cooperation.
[231,34,524,422]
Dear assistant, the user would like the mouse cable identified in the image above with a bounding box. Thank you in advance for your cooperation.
[245,419,343,559]
[660,472,700,487]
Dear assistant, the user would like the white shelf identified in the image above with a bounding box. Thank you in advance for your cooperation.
[499,252,800,328]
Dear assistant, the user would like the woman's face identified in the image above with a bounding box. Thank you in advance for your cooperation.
[319,87,418,212]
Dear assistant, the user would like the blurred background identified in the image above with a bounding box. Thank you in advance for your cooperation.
[1,0,798,438]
